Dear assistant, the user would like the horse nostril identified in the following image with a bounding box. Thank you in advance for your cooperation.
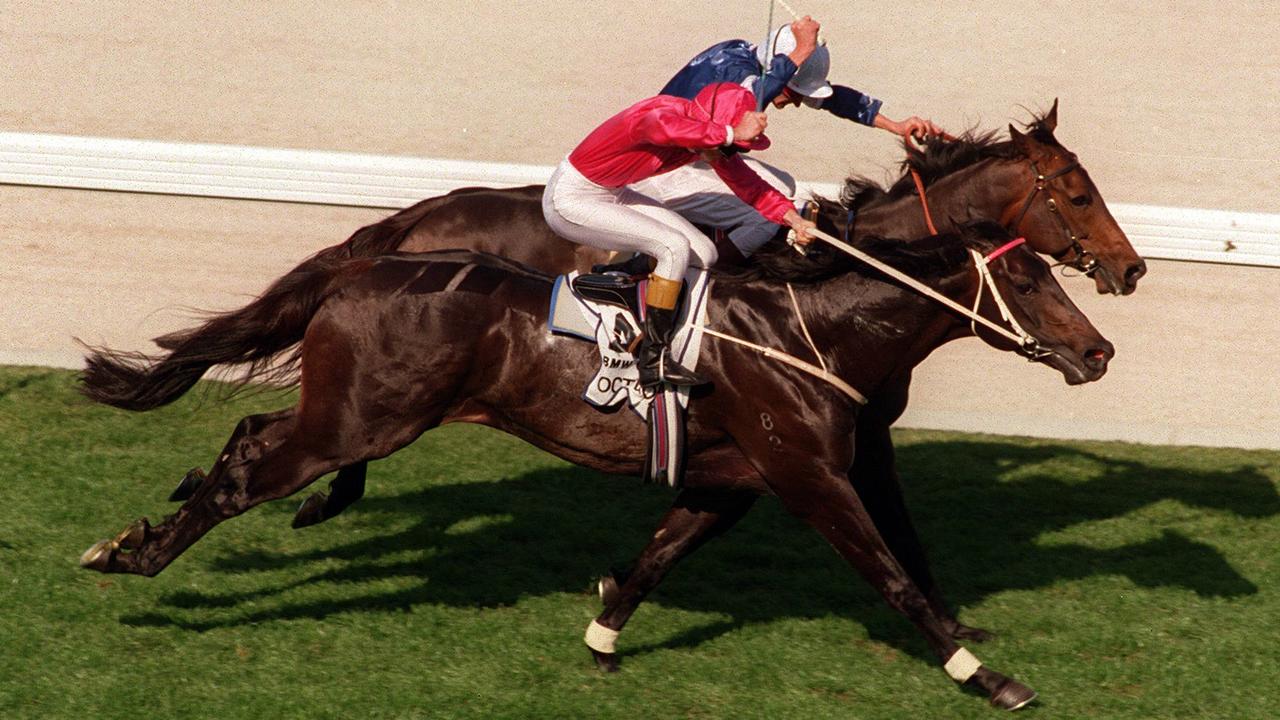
[1084,346,1112,370]
[1125,261,1147,286]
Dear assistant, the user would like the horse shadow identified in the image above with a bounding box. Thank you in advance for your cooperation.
[120,438,1278,662]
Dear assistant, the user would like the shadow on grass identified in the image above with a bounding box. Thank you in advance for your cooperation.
[120,439,1277,662]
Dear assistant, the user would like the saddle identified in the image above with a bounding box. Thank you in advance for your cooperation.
[571,270,644,320]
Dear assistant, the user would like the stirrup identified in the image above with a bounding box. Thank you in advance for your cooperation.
[571,273,643,317]
[639,351,707,389]
[590,253,651,278]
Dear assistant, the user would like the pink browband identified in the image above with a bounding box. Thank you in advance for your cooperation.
[984,237,1027,264]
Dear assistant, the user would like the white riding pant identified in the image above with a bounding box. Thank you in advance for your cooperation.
[543,159,718,279]
[628,157,797,256]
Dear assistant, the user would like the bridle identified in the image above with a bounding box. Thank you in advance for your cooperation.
[901,133,1101,278]
[968,238,1054,361]
[1008,157,1100,276]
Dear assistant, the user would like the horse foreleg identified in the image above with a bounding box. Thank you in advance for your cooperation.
[851,418,992,642]
[292,461,368,529]
[772,467,1035,710]
[586,488,756,672]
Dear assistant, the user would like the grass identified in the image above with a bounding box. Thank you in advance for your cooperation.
[1,365,1277,719]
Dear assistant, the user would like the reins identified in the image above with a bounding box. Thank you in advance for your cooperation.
[692,226,1043,406]
[695,324,867,405]
[906,131,957,236]
[806,226,1040,351]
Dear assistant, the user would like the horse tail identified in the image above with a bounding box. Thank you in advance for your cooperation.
[80,259,357,411]
[153,190,486,350]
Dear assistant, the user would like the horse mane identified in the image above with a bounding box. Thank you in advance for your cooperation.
[835,108,1061,212]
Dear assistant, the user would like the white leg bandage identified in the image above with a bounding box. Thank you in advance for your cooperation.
[584,619,620,654]
[944,647,983,683]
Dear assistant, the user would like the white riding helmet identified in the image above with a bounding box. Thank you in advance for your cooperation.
[755,25,833,100]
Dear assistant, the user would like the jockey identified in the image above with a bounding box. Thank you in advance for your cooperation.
[632,16,945,261]
[543,82,816,389]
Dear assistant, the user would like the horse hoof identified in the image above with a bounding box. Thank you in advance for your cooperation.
[169,467,206,501]
[291,492,329,529]
[952,623,995,643]
[590,648,620,673]
[114,519,149,550]
[79,539,116,571]
[990,679,1037,711]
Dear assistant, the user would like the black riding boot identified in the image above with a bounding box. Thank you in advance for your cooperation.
[637,306,708,389]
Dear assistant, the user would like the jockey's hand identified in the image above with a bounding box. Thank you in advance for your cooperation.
[879,115,946,143]
[783,209,816,246]
[790,16,820,52]
[732,111,769,145]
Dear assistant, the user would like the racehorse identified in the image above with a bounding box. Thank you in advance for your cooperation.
[149,100,1141,304]
[147,102,1143,658]
[80,221,1113,710]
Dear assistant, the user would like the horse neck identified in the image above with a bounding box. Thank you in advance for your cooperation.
[793,261,978,393]
[851,158,1026,239]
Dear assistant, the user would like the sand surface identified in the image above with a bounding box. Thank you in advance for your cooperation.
[2,2,1277,447]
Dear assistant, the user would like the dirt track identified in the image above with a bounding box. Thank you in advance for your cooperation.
[2,2,1278,447]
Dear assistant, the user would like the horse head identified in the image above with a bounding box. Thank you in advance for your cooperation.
[959,221,1114,385]
[1003,100,1147,295]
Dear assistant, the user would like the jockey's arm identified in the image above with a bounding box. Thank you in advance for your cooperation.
[708,153,814,244]
[632,107,734,149]
[754,16,819,105]
[807,85,944,140]
[874,112,946,141]
[787,16,820,66]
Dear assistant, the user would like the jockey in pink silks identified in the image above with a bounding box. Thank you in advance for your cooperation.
[542,82,816,389]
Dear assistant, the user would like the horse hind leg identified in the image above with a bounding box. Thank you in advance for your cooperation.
[80,407,340,577]
[292,462,368,529]
[167,409,297,502]
[587,488,756,672]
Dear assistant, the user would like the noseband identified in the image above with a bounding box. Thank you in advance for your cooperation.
[1008,158,1100,276]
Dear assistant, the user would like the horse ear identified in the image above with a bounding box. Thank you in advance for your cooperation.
[1008,124,1032,154]
[1043,98,1059,132]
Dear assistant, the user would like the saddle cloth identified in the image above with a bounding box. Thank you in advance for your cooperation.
[548,267,712,419]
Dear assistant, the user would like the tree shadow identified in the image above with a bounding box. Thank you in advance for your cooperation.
[120,439,1277,663]
[896,440,1277,607]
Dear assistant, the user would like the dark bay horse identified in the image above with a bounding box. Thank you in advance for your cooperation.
[80,222,1112,709]
[146,103,1143,662]
[154,102,1144,367]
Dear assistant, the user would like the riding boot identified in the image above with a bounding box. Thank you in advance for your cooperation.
[636,274,708,389]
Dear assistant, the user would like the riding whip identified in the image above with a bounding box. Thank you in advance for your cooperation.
[756,0,776,112]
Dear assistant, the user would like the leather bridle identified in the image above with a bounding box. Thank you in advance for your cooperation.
[1007,158,1100,276]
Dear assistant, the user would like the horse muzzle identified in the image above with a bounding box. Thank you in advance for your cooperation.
[1040,339,1114,385]
[1093,256,1148,296]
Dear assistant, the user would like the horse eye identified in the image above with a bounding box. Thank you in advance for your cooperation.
[1071,194,1091,208]
[1015,282,1037,296]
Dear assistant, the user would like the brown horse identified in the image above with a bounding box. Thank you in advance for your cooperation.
[80,221,1112,710]
[148,102,1142,660]
[154,101,1144,366]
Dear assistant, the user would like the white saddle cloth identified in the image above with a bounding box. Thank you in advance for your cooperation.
[548,268,712,418]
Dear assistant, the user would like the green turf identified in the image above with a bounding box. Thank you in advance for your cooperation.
[1,366,1277,719]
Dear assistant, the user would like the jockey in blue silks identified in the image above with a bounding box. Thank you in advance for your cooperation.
[627,16,945,262]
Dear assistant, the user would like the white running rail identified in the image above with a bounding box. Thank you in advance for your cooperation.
[3,131,1278,267]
